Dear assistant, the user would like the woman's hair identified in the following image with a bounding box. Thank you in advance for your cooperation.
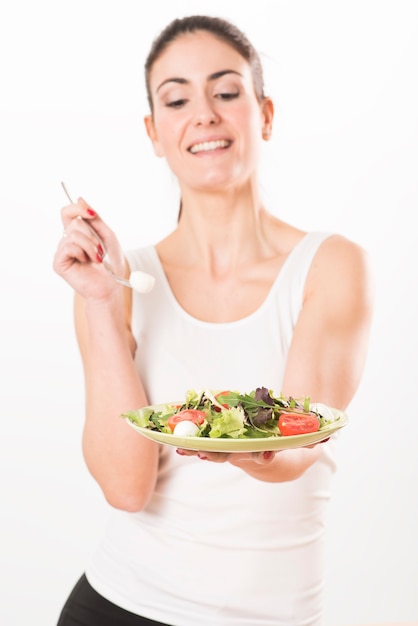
[144,15,266,112]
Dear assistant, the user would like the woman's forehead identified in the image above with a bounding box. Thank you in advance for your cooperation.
[149,31,250,89]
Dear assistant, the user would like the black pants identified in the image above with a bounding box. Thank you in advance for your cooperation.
[56,574,170,626]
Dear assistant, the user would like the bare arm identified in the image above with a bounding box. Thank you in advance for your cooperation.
[75,293,160,511]
[203,235,374,480]
[54,201,160,511]
[282,235,374,406]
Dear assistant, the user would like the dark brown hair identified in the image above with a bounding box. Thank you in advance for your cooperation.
[144,15,266,112]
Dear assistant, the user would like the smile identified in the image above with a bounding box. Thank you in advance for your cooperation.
[189,139,231,154]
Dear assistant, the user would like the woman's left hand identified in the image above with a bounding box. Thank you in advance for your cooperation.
[176,449,276,464]
[176,441,328,482]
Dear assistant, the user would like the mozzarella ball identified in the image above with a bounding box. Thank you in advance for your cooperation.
[129,271,155,293]
[173,421,200,437]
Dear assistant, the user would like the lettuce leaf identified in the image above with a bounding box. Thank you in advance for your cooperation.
[121,407,155,428]
[208,406,246,439]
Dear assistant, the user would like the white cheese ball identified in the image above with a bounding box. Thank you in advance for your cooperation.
[173,421,200,437]
[129,271,155,293]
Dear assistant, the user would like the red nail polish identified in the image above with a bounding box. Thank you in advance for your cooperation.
[197,453,208,460]
[87,208,96,216]
[176,449,186,456]
[96,251,103,263]
[98,244,104,256]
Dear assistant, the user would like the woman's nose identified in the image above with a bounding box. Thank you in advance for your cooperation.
[192,98,219,126]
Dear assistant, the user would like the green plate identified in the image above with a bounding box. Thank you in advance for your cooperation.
[125,404,348,452]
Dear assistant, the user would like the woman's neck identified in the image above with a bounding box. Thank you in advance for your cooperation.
[167,184,276,275]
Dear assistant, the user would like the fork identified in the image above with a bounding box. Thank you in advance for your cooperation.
[60,182,155,293]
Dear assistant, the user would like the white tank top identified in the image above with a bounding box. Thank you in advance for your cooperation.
[86,232,337,626]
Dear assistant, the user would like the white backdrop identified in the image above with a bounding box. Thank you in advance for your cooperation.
[1,1,417,625]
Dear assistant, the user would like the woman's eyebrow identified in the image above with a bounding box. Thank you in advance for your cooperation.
[155,70,243,94]
[156,77,187,93]
[208,69,243,81]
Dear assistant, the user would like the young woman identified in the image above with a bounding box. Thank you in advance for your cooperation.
[53,15,373,626]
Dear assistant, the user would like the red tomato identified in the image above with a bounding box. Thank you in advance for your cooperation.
[167,409,206,432]
[214,391,231,410]
[278,412,320,436]
[215,390,231,398]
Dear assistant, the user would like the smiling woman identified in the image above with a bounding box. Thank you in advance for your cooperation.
[144,29,273,192]
[52,14,373,626]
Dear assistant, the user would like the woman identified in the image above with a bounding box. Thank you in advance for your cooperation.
[53,15,373,626]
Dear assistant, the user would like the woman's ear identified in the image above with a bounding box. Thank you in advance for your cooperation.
[144,115,164,157]
[260,97,274,141]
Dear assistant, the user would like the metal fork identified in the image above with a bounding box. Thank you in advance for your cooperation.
[60,182,155,293]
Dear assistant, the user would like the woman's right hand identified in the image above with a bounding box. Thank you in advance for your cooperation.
[53,197,127,301]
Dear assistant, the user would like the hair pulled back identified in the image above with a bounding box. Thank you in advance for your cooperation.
[144,15,265,111]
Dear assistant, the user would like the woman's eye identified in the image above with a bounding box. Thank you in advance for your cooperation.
[166,99,187,109]
[216,92,239,100]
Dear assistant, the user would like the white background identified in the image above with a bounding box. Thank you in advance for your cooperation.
[1,1,417,624]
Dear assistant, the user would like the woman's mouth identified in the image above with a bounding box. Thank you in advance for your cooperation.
[189,139,231,154]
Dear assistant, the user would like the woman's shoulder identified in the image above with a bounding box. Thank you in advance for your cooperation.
[305,233,374,308]
[267,216,374,307]
[311,233,371,275]
[269,212,369,270]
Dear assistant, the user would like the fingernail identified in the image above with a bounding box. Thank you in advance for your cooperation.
[96,250,103,263]
[176,449,186,456]
[98,244,104,257]
[262,451,274,461]
[87,208,96,216]
[197,452,208,460]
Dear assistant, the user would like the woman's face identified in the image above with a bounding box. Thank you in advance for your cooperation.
[145,31,273,193]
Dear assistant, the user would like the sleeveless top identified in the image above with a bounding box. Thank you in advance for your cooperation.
[85,232,338,626]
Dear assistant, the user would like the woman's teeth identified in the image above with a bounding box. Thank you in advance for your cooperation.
[189,139,230,154]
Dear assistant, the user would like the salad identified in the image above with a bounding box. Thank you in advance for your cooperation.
[121,387,339,440]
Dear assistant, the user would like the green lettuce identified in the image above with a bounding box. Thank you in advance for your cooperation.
[121,407,155,428]
[209,406,246,439]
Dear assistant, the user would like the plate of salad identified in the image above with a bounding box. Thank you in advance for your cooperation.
[121,387,348,452]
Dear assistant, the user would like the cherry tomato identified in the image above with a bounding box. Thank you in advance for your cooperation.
[214,390,231,410]
[167,409,206,432]
[215,390,231,398]
[278,412,320,436]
